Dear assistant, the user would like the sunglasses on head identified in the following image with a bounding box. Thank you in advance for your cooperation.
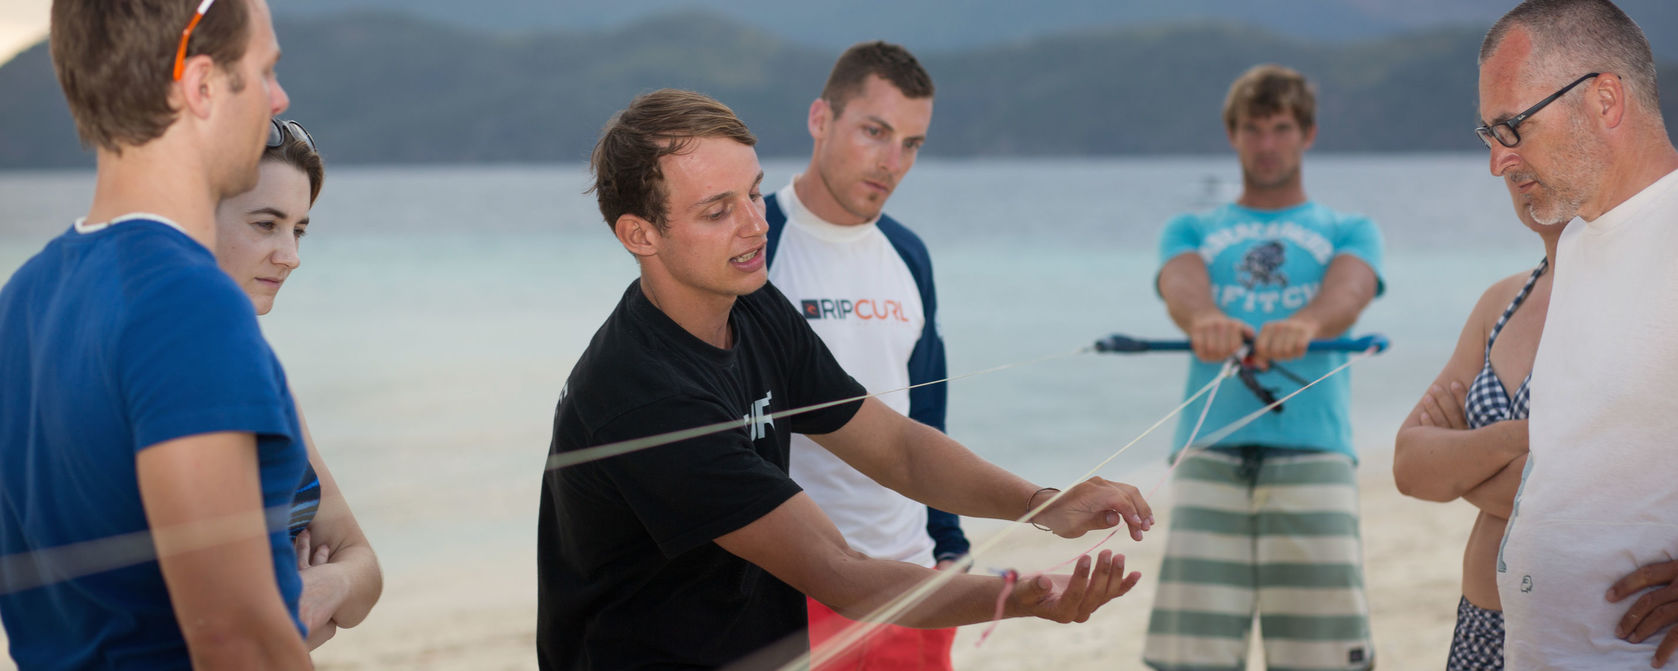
[172,0,217,81]
[267,119,317,153]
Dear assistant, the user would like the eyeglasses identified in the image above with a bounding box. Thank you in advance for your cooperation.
[1475,73,1599,148]
[267,118,317,152]
[172,0,218,81]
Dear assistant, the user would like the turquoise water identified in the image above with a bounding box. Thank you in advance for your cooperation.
[0,154,1536,571]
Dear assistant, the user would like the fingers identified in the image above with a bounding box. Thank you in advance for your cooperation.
[1611,561,1678,603]
[1627,597,1678,645]
[1657,627,1678,668]
[1434,382,1468,429]
[294,528,311,569]
[312,542,331,567]
[1254,320,1312,362]
[1191,316,1250,362]
[1063,554,1094,622]
[1071,552,1139,623]
[1419,409,1435,427]
[1061,477,1153,540]
[1421,389,1450,429]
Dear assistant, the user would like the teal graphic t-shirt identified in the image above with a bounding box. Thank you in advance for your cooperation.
[1157,202,1384,460]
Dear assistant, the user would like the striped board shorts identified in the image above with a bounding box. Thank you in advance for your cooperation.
[1143,447,1373,671]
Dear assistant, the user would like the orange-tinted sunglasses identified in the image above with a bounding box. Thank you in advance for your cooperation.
[171,0,218,81]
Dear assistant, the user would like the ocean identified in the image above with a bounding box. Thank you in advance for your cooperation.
[0,153,1537,576]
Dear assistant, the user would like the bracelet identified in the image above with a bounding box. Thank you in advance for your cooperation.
[1027,487,1059,532]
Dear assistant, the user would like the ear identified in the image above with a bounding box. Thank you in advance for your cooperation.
[807,98,831,141]
[173,55,218,121]
[1593,73,1627,130]
[1301,123,1318,150]
[614,214,661,258]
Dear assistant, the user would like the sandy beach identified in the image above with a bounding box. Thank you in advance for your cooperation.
[282,448,1469,670]
[0,451,1473,671]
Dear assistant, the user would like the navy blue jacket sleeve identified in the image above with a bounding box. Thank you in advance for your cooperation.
[879,216,969,561]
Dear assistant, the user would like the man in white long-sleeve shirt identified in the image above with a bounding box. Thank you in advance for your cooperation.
[763,42,969,670]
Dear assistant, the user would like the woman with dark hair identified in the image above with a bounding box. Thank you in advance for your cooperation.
[215,118,382,649]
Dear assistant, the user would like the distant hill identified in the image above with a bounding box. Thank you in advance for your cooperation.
[1,10,1673,168]
[264,0,1678,59]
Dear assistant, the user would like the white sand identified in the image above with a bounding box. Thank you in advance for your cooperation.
[301,449,1473,670]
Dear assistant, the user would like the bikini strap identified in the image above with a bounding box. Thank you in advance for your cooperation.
[1484,258,1549,356]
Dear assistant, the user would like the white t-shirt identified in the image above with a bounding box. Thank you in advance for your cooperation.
[766,180,936,566]
[1500,168,1678,669]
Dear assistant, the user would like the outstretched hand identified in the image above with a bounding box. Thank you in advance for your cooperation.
[1032,477,1153,541]
[1008,551,1142,623]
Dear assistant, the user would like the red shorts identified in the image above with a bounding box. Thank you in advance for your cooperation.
[807,596,956,671]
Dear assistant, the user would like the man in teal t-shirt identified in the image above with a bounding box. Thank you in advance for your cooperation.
[1144,65,1384,671]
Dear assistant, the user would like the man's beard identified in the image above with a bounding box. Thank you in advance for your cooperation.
[1520,109,1606,226]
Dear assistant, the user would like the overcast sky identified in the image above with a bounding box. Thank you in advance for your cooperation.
[0,0,48,65]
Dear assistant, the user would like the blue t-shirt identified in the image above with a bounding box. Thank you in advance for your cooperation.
[1158,202,1384,460]
[0,217,307,669]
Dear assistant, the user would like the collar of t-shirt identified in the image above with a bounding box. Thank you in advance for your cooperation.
[777,177,879,244]
[624,280,739,366]
[1580,167,1678,237]
[74,212,190,236]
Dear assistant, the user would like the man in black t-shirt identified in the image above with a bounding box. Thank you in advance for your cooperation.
[537,89,1157,670]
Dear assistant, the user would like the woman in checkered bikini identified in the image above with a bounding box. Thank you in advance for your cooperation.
[1392,178,1558,670]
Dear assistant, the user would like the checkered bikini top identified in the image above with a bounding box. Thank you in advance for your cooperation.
[1464,259,1548,429]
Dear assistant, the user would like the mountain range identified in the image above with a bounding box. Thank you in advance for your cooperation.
[0,8,1672,168]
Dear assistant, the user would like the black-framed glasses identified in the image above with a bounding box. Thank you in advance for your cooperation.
[267,118,317,153]
[1475,73,1599,148]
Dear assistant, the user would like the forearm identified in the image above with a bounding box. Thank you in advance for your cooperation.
[139,433,312,670]
[820,553,1012,629]
[1290,255,1378,337]
[1393,420,1527,501]
[1462,454,1527,518]
[1158,255,1219,333]
[889,419,1039,522]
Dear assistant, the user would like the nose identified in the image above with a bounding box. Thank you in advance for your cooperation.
[273,235,301,270]
[1487,143,1519,177]
[877,143,904,175]
[741,197,768,238]
[270,78,290,116]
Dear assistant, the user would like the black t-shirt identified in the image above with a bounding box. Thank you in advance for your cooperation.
[537,280,867,670]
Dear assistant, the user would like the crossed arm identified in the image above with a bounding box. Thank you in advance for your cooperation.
[1392,279,1527,506]
[136,432,313,670]
[291,408,383,649]
[717,398,1151,627]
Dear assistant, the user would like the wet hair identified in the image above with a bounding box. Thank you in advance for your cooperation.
[266,126,324,205]
[1481,0,1661,117]
[589,89,756,232]
[50,0,252,153]
[820,41,934,118]
[1223,64,1317,131]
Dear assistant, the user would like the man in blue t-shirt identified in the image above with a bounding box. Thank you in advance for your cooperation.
[0,1,312,669]
[1143,65,1384,671]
